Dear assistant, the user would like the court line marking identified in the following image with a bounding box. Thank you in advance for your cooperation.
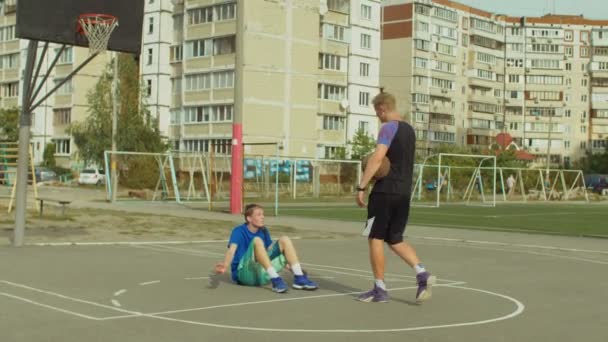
[101,283,467,320]
[410,236,608,255]
[0,291,102,320]
[111,299,121,307]
[101,283,523,333]
[30,240,229,247]
[113,289,127,297]
[0,280,141,319]
[139,280,161,286]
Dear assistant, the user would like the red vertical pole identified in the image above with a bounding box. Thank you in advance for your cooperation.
[230,124,243,214]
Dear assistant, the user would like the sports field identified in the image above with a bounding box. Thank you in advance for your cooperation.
[278,202,608,238]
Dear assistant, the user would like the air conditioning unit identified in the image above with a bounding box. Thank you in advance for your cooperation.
[531,38,537,43]
[548,39,552,43]
[525,68,531,72]
[563,55,568,60]
[441,89,448,94]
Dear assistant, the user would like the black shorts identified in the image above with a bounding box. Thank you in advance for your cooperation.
[366,192,411,244]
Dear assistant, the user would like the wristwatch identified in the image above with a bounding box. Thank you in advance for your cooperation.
[356,186,366,192]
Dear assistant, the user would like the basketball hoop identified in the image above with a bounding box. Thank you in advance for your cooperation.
[77,13,119,54]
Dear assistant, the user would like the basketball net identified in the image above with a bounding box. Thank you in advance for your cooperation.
[78,14,119,54]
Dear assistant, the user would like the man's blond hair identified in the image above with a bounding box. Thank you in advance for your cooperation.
[372,92,396,110]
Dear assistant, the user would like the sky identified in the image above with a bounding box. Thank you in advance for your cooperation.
[454,0,608,20]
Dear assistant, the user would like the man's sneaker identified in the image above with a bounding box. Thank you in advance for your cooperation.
[271,277,288,293]
[415,271,436,303]
[292,275,318,290]
[357,285,389,303]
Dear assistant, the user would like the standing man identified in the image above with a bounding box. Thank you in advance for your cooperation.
[507,174,516,196]
[355,92,435,303]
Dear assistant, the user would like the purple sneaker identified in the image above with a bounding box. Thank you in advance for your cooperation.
[415,272,436,303]
[357,285,389,303]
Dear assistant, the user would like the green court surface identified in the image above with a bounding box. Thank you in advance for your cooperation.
[277,203,608,237]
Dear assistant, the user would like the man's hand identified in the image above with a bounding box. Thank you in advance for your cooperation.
[214,263,226,274]
[356,190,367,208]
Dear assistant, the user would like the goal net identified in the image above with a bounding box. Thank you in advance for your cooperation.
[412,153,497,207]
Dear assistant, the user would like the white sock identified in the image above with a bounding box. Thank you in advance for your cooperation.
[290,263,304,276]
[414,263,426,274]
[375,279,386,290]
[266,266,279,279]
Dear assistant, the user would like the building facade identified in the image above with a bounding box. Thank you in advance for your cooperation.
[381,0,608,167]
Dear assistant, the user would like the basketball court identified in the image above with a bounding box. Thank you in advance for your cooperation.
[1,233,606,341]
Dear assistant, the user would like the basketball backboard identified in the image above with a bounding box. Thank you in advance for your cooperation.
[16,0,144,54]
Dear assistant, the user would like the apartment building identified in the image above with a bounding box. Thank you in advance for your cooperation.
[169,0,381,159]
[381,0,608,167]
[2,0,381,166]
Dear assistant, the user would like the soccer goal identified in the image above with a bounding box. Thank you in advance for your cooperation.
[104,151,210,205]
[412,153,497,207]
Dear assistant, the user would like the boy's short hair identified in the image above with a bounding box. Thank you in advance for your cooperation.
[372,92,396,110]
[244,203,263,221]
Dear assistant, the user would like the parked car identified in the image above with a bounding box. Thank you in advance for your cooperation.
[27,167,57,183]
[78,168,106,185]
[584,174,608,194]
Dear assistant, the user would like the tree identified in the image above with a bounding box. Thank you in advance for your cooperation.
[577,143,608,174]
[71,54,166,168]
[42,143,56,167]
[0,108,19,142]
[348,128,376,160]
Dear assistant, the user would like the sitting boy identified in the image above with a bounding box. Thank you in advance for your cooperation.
[215,204,318,293]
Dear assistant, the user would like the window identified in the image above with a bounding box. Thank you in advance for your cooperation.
[564,30,573,41]
[462,34,469,47]
[582,78,588,86]
[0,53,19,69]
[360,62,369,77]
[3,82,18,97]
[0,25,15,42]
[581,126,586,133]
[211,104,234,122]
[213,70,235,88]
[318,84,346,101]
[581,95,587,102]
[322,23,349,42]
[183,139,232,154]
[187,39,212,58]
[188,7,213,25]
[476,52,496,65]
[57,47,73,64]
[581,47,589,58]
[146,79,152,96]
[361,4,372,20]
[147,48,153,65]
[55,139,71,155]
[565,46,573,57]
[359,92,369,106]
[565,62,571,71]
[509,122,519,130]
[185,73,211,90]
[184,105,234,123]
[170,45,183,62]
[581,31,589,43]
[53,108,71,125]
[358,121,369,134]
[323,116,345,130]
[215,3,236,21]
[564,141,570,149]
[54,79,73,95]
[476,69,494,81]
[327,0,349,13]
[565,109,571,117]
[213,36,236,55]
[414,39,430,51]
[530,59,561,70]
[360,33,371,49]
[319,53,343,71]
[462,17,469,29]
[148,17,154,34]
[172,78,181,94]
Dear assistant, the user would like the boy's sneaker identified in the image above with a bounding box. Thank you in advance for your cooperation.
[271,277,288,293]
[357,285,389,303]
[415,271,436,303]
[292,275,318,290]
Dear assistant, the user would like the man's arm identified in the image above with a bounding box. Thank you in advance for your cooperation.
[215,243,237,274]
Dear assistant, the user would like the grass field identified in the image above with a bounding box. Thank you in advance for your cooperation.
[277,202,608,238]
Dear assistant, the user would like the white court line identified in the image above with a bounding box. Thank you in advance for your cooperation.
[30,240,229,247]
[139,280,161,286]
[303,263,463,283]
[102,281,522,334]
[146,244,224,257]
[113,289,127,297]
[410,236,608,255]
[132,245,217,259]
[184,277,210,281]
[0,292,102,320]
[104,283,466,319]
[483,212,576,218]
[111,299,121,307]
[0,280,141,317]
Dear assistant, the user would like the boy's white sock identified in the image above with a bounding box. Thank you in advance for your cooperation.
[290,263,304,276]
[266,266,279,279]
[414,263,426,274]
[375,279,387,290]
